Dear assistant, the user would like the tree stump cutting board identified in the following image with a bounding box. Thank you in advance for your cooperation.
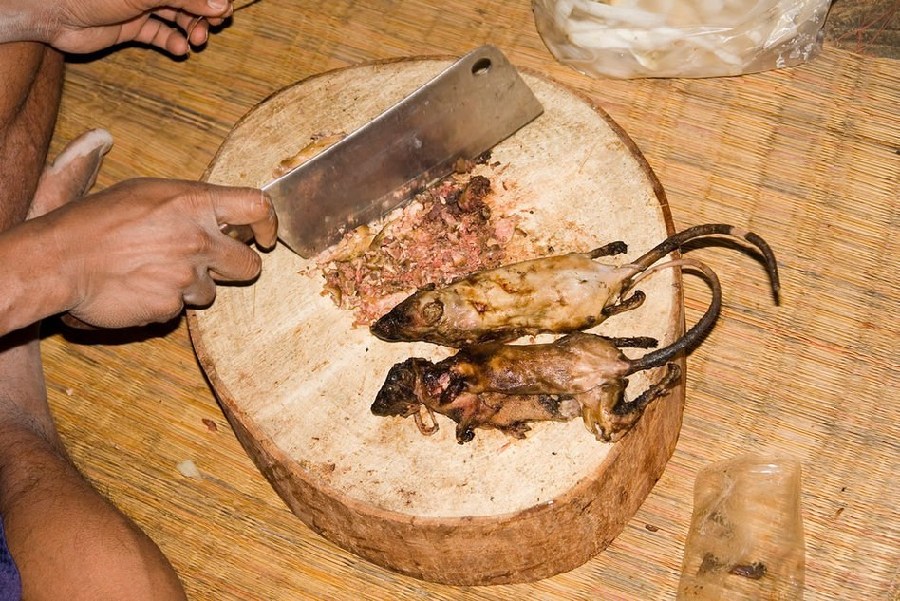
[187,56,685,586]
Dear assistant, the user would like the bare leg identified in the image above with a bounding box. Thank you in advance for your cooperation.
[0,43,186,601]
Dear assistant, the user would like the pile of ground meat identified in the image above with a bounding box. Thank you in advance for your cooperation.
[317,169,519,326]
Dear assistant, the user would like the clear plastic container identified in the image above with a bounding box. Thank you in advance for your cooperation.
[533,0,833,78]
[677,454,805,600]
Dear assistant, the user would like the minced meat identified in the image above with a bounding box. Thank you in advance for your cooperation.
[318,172,519,326]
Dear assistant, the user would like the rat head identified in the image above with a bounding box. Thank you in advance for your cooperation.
[371,357,431,417]
[370,286,444,343]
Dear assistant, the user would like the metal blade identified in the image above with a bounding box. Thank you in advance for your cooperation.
[262,45,543,258]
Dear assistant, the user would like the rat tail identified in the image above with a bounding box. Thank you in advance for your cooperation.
[626,258,721,375]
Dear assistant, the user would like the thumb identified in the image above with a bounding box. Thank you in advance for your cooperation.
[28,129,113,219]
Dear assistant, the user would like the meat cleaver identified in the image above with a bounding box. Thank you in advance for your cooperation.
[230,45,543,258]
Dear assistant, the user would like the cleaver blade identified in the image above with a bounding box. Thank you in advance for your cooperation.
[261,45,543,258]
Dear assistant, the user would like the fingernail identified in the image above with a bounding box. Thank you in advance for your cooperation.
[207,0,227,10]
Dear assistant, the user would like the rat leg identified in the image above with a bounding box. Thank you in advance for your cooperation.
[602,289,646,317]
[412,404,439,435]
[446,391,499,444]
[588,240,628,258]
[614,363,681,419]
[575,379,627,442]
[574,363,680,442]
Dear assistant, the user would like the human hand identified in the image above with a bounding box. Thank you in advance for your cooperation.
[21,133,277,329]
[2,0,235,54]
[43,178,276,328]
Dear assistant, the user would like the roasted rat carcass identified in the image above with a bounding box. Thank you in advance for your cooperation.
[370,223,779,347]
[373,258,721,443]
[372,356,582,440]
[372,336,681,444]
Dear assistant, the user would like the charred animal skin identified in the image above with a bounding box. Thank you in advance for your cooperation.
[372,256,723,443]
[370,224,780,348]
[371,356,582,443]
[441,324,698,443]
[371,333,686,443]
[370,224,780,443]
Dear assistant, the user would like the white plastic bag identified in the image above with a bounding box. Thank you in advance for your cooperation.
[533,0,833,78]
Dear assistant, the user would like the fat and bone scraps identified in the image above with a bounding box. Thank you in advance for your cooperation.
[369,224,780,444]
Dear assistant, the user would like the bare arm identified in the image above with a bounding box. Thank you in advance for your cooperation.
[0,39,192,601]
[0,2,270,599]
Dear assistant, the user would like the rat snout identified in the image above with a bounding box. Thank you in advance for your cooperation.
[371,358,424,416]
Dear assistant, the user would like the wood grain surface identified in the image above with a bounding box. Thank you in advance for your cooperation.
[39,1,898,599]
[188,58,685,585]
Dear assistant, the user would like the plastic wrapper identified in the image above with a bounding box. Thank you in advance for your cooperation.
[677,455,805,600]
[532,0,833,78]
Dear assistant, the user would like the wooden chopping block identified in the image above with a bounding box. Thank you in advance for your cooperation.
[187,56,685,585]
